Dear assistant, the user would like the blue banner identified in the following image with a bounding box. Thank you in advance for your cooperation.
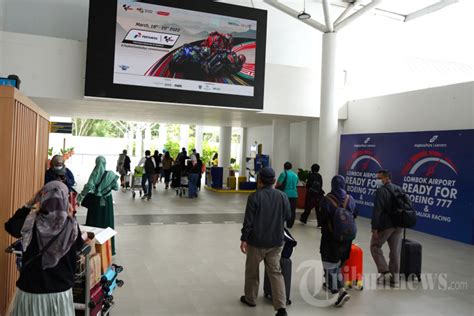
[339,130,474,245]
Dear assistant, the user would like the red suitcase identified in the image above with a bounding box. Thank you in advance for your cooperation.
[342,244,363,290]
[74,283,105,316]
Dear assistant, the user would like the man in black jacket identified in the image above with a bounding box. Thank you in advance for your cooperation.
[370,170,403,287]
[300,163,324,226]
[240,167,291,316]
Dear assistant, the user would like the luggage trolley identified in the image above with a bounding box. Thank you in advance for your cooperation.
[6,237,125,316]
[73,244,125,316]
[131,166,144,199]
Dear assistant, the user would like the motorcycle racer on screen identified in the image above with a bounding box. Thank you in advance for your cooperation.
[202,32,233,53]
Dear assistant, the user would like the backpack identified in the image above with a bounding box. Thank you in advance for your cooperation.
[326,194,357,242]
[144,157,155,174]
[386,187,417,228]
[277,171,287,192]
[308,174,322,194]
[116,154,125,172]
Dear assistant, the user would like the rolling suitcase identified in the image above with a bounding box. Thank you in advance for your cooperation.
[88,283,105,316]
[342,243,363,290]
[264,257,292,305]
[101,264,125,296]
[400,228,422,281]
[74,283,105,316]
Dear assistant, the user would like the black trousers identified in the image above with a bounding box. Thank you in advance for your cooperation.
[287,198,297,228]
[300,192,322,226]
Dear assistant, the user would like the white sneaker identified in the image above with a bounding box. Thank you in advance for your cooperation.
[377,272,392,284]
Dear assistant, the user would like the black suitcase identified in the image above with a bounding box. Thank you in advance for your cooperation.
[264,257,292,305]
[400,229,422,282]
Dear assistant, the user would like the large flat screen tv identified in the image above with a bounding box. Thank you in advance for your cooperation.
[85,0,267,109]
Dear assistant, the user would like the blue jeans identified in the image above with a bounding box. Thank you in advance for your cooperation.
[323,261,343,293]
[142,173,154,197]
[188,173,199,198]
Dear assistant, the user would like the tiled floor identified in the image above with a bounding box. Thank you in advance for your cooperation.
[76,183,474,316]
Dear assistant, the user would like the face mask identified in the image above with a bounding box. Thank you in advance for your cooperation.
[54,166,64,170]
[375,179,383,188]
[146,155,150,158]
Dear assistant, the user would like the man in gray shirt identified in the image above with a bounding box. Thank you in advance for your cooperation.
[240,167,291,316]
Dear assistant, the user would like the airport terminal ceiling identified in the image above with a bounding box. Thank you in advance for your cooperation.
[2,0,473,123]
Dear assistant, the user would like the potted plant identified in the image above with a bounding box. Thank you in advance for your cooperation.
[296,168,310,209]
[60,148,69,160]
[229,158,237,177]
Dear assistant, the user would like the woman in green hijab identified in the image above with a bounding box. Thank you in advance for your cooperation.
[78,156,119,255]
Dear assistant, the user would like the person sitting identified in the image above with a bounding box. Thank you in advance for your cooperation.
[5,181,84,316]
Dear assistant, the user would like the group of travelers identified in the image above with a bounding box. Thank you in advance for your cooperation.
[116,147,205,200]
[240,164,406,315]
[4,151,406,316]
[5,154,119,315]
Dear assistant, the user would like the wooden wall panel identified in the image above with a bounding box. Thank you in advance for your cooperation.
[0,87,49,316]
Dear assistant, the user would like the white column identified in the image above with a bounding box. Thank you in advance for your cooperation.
[135,126,143,158]
[158,123,167,151]
[195,125,204,154]
[180,124,189,151]
[144,124,152,152]
[219,126,232,185]
[306,119,320,169]
[271,119,290,174]
[318,32,339,192]
[240,127,248,176]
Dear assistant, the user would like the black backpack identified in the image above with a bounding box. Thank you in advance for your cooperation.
[309,175,322,194]
[386,187,417,228]
[144,157,155,174]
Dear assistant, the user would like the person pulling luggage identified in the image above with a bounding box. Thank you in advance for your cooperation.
[370,170,404,287]
[319,175,357,307]
[240,167,291,316]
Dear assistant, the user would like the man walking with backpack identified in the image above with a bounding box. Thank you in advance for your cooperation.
[138,150,156,200]
[370,170,403,287]
[300,164,324,226]
[319,175,357,307]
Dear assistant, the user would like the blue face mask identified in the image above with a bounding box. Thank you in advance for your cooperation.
[375,179,383,188]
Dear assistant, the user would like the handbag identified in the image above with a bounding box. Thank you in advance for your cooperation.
[81,171,108,209]
[277,171,288,191]
[5,207,33,238]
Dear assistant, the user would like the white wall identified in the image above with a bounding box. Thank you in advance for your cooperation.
[262,64,320,117]
[245,125,273,158]
[1,31,86,99]
[0,0,5,31]
[3,0,323,70]
[0,31,321,118]
[342,81,474,134]
[289,121,308,169]
[4,0,89,41]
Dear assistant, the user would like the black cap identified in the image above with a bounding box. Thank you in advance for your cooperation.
[258,167,275,179]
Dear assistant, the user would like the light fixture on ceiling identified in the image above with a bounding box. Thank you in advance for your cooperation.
[298,0,311,19]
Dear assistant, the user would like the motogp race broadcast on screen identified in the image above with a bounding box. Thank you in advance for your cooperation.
[115,0,258,97]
